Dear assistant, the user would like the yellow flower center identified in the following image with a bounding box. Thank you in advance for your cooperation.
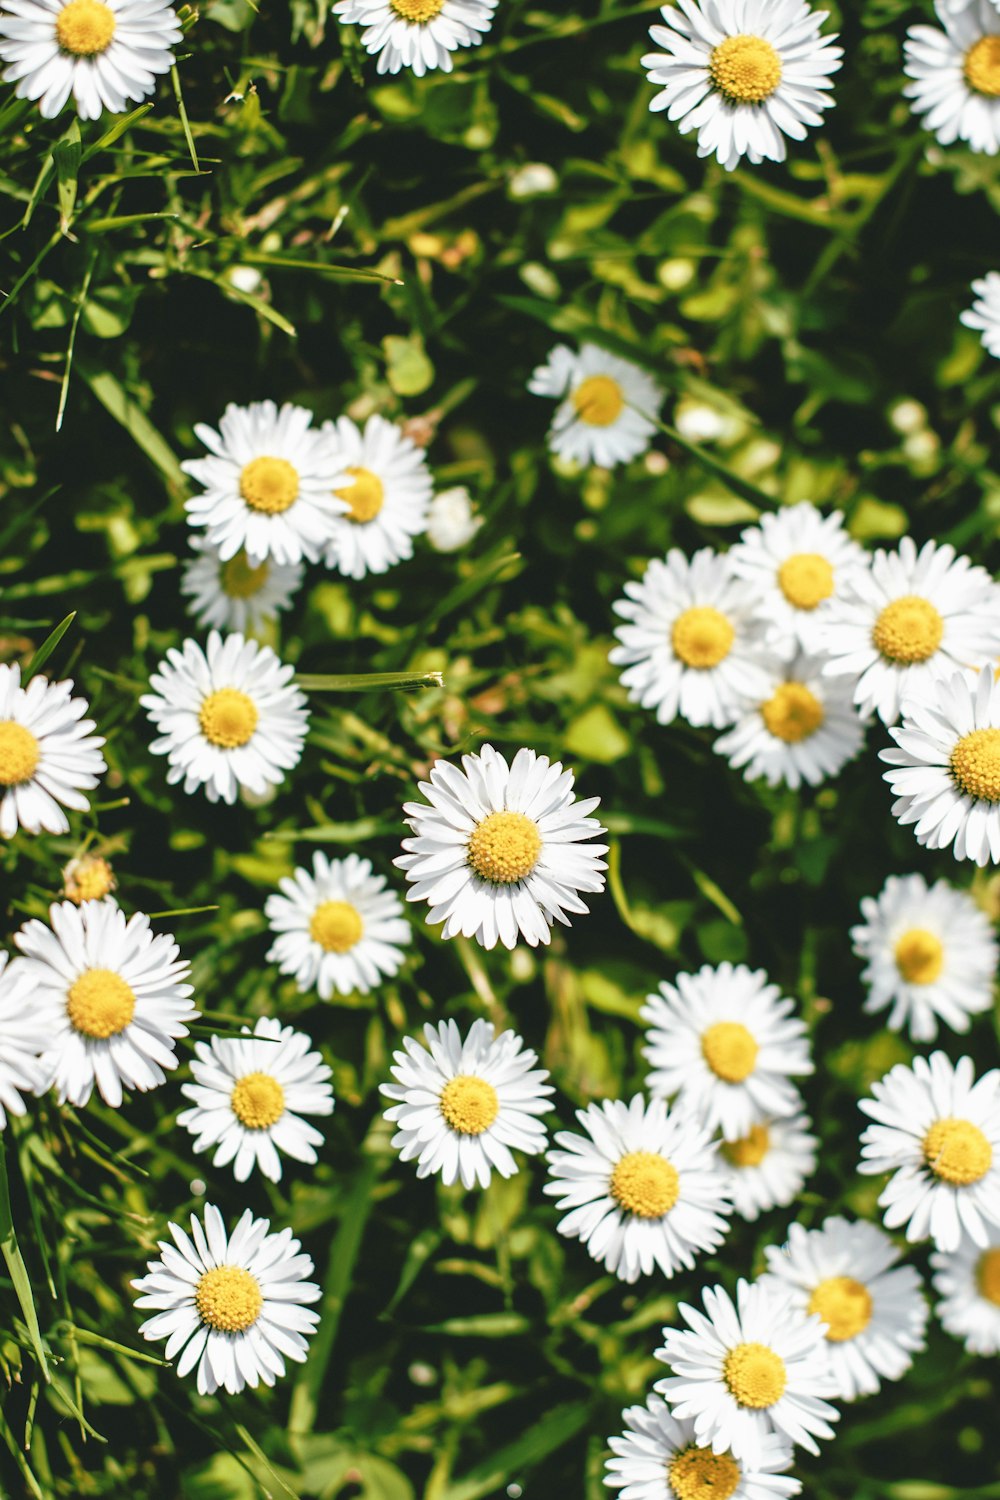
[64,855,116,905]
[55,0,116,56]
[439,1075,499,1135]
[975,1247,1000,1306]
[777,552,835,611]
[390,0,446,19]
[722,1342,787,1409]
[309,900,364,953]
[951,728,1000,804]
[467,810,542,885]
[894,928,944,985]
[198,688,259,749]
[808,1276,874,1343]
[701,1021,759,1083]
[572,375,626,427]
[66,968,136,1040]
[871,595,943,664]
[671,606,735,669]
[760,681,825,744]
[923,1117,993,1186]
[194,1266,263,1333]
[721,1122,771,1168]
[221,550,270,599]
[230,1072,286,1130]
[0,722,40,787]
[965,34,1000,97]
[335,466,385,523]
[239,456,300,515]
[709,34,783,105]
[668,1447,742,1500]
[609,1150,680,1219]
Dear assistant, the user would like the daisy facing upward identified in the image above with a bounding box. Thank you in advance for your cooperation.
[180,537,303,636]
[931,1226,1000,1356]
[717,1108,819,1224]
[0,662,106,840]
[528,342,663,469]
[321,414,433,580]
[904,0,1000,156]
[332,0,497,78]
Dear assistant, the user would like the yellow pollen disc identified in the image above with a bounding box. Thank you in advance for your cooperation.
[66,968,136,1040]
[390,0,446,19]
[309,900,364,953]
[894,928,944,986]
[64,855,116,905]
[195,1266,263,1333]
[965,34,1000,96]
[951,728,1000,804]
[467,810,542,885]
[55,0,116,55]
[671,607,735,670]
[439,1075,499,1135]
[0,722,40,787]
[721,1122,771,1168]
[871,595,943,664]
[975,1247,1000,1306]
[335,466,385,523]
[761,681,825,744]
[668,1447,742,1500]
[239,455,300,515]
[709,34,783,105]
[701,1021,759,1083]
[923,1117,993,1186]
[198,688,259,749]
[777,552,835,611]
[231,1071,286,1129]
[609,1150,680,1219]
[808,1276,874,1343]
[572,375,626,427]
[221,550,270,599]
[722,1342,787,1409]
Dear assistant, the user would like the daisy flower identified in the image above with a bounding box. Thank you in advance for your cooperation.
[0,663,106,839]
[904,0,1000,156]
[182,400,348,566]
[528,342,663,469]
[332,0,497,77]
[605,1394,800,1500]
[717,1109,819,1223]
[395,743,607,951]
[759,1217,928,1401]
[14,899,197,1109]
[321,414,433,580]
[851,873,998,1041]
[641,0,843,173]
[141,631,309,806]
[858,1050,1000,1253]
[962,271,1000,357]
[610,548,772,729]
[0,952,51,1127]
[177,1017,334,1184]
[180,537,303,636]
[931,1227,1000,1355]
[0,0,180,120]
[132,1203,320,1395]
[265,852,411,999]
[641,963,813,1141]
[381,1018,553,1190]
[654,1279,840,1468]
[426,485,483,553]
[543,1094,732,1283]
[62,852,116,905]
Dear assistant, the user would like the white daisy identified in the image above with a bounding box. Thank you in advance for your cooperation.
[641,963,813,1142]
[0,952,51,1127]
[395,743,607,951]
[177,1017,334,1184]
[642,0,843,173]
[426,485,483,553]
[265,852,410,999]
[332,0,496,77]
[62,852,116,905]
[528,342,663,469]
[858,1050,1000,1253]
[818,536,1000,725]
[716,1109,819,1223]
[381,1018,553,1190]
[962,271,1000,358]
[654,1279,840,1468]
[14,899,197,1109]
[182,400,348,566]
[0,0,180,120]
[931,1227,1000,1355]
[543,1094,732,1283]
[759,1217,928,1402]
[321,414,433,580]
[141,631,309,806]
[605,1394,800,1500]
[904,0,1000,157]
[0,662,106,839]
[610,548,772,730]
[180,537,303,636]
[132,1203,320,1395]
[851,873,998,1042]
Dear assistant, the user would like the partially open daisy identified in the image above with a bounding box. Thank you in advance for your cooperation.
[132,1203,320,1395]
[717,1108,818,1224]
[610,548,772,729]
[395,743,607,951]
[851,873,998,1042]
[605,1394,800,1500]
[15,900,197,1109]
[332,0,497,77]
[321,414,433,580]
[426,486,483,553]
[0,952,51,1128]
[904,0,1000,156]
[931,1227,1000,1355]
[381,1018,553,1190]
[0,663,106,839]
[858,1051,1000,1253]
[180,537,303,636]
[544,1094,732,1283]
[642,0,843,172]
[528,342,663,469]
[141,632,309,806]
[962,271,1000,358]
[641,963,813,1142]
[265,852,411,1000]
[62,852,116,905]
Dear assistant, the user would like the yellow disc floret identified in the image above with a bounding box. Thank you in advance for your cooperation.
[195,1266,263,1333]
[923,1117,993,1186]
[722,1342,787,1408]
[777,552,835,611]
[391,0,446,19]
[63,854,116,906]
[572,375,626,427]
[0,722,40,787]
[671,607,735,669]
[709,34,783,105]
[951,728,1000,804]
[609,1150,680,1219]
[965,35,1000,97]
[221,551,270,599]
[894,928,944,986]
[309,900,364,953]
[439,1075,499,1135]
[231,1072,286,1130]
[56,0,116,55]
[808,1276,874,1342]
[199,688,259,749]
[721,1123,771,1168]
[239,456,300,515]
[976,1247,1000,1306]
[335,466,385,523]
[701,1021,759,1083]
[67,968,136,1040]
[668,1447,742,1500]
[467,811,542,885]
[871,595,944,664]
[761,682,825,744]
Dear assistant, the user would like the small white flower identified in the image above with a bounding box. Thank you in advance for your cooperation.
[544,1094,732,1283]
[716,1109,819,1223]
[426,486,483,553]
[904,0,1000,156]
[962,271,1000,357]
[321,414,433,579]
[714,653,865,790]
[673,399,738,445]
[0,952,51,1126]
[858,1050,1000,1253]
[141,631,309,806]
[180,537,303,635]
[381,1018,553,1189]
[332,0,496,76]
[265,853,410,999]
[62,852,116,905]
[0,663,106,839]
[529,342,663,469]
[931,1227,1000,1355]
[132,1203,320,1395]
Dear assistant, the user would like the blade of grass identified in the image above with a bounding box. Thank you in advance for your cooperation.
[295,669,444,692]
[0,1140,49,1380]
[22,613,75,685]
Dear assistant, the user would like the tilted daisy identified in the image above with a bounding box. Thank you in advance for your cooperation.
[177,1017,334,1184]
[641,0,843,173]
[321,414,433,580]
[141,632,309,806]
[0,663,106,839]
[851,873,998,1041]
[0,952,51,1127]
[759,1217,928,1402]
[332,0,497,77]
[610,549,772,729]
[528,342,663,469]
[641,963,813,1141]
[962,270,1000,358]
[717,1108,818,1223]
[14,899,197,1109]
[265,852,410,1000]
[395,744,607,951]
[180,537,303,636]
[904,0,1000,156]
[381,1018,553,1190]
[931,1226,1000,1355]
[0,0,180,120]
[543,1094,732,1283]
[132,1203,320,1395]
[858,1050,1000,1253]
[182,400,348,566]
[605,1394,800,1500]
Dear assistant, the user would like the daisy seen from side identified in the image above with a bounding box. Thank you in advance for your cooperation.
[528,342,663,469]
[931,1226,1000,1355]
[0,663,106,839]
[180,537,303,636]
[0,952,51,1127]
[321,414,433,579]
[716,1108,819,1223]
[904,0,1000,156]
[962,271,1000,357]
[605,1394,800,1500]
[331,0,497,77]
